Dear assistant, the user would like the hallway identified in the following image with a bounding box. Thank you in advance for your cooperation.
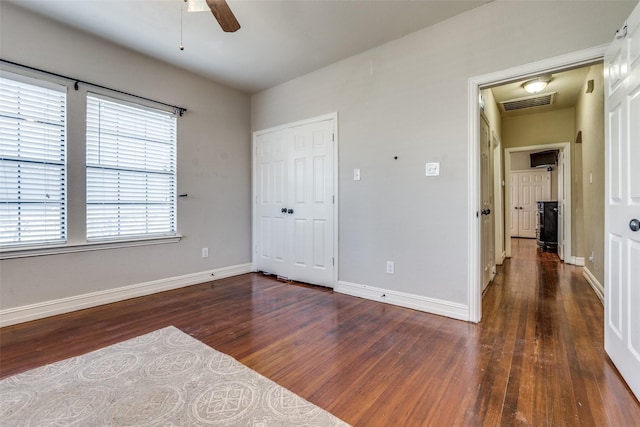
[480,238,639,425]
[1,239,639,425]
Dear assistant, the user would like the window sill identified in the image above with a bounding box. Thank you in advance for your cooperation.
[0,235,183,260]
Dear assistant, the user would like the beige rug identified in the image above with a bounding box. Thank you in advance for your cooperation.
[0,326,350,426]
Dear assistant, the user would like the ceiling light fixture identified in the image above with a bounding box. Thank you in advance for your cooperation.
[186,0,209,12]
[523,76,551,94]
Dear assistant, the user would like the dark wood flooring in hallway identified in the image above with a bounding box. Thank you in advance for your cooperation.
[1,238,639,425]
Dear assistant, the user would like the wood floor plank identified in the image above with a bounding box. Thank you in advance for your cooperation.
[1,238,639,425]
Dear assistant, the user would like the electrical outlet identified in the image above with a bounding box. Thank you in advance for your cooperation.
[386,261,394,274]
[202,247,209,258]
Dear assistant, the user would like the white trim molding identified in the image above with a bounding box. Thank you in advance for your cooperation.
[0,235,182,260]
[583,267,604,304]
[0,263,252,327]
[336,281,469,321]
[570,256,586,267]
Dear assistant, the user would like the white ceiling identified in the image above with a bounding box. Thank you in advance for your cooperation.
[6,0,490,94]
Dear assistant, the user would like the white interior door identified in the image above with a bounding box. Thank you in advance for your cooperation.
[254,116,336,287]
[510,173,519,237]
[288,120,335,286]
[510,170,551,238]
[255,128,290,278]
[480,115,494,290]
[604,2,640,401]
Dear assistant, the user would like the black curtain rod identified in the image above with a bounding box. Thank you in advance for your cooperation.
[1,59,187,117]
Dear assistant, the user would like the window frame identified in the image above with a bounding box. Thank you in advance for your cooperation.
[85,92,178,242]
[0,70,68,249]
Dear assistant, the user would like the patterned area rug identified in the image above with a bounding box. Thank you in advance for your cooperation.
[0,326,350,426]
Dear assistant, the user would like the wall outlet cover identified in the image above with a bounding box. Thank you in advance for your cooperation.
[386,261,394,274]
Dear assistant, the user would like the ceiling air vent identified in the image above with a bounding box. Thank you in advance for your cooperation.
[500,92,556,112]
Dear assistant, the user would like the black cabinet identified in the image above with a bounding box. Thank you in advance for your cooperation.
[537,201,558,252]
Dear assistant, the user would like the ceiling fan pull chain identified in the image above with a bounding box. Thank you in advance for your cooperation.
[179,0,186,51]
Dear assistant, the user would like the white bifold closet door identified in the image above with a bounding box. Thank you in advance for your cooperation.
[254,117,335,288]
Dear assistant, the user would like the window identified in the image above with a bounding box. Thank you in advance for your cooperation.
[86,94,177,240]
[0,74,67,247]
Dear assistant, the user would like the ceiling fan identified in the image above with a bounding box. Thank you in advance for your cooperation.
[186,0,240,32]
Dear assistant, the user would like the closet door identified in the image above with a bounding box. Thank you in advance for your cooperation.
[511,170,551,238]
[254,117,336,287]
[288,120,335,286]
[254,128,291,278]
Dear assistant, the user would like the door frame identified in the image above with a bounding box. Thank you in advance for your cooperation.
[467,45,606,322]
[251,112,339,288]
[504,143,571,260]
[492,131,505,265]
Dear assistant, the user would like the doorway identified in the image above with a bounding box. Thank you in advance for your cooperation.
[468,46,607,323]
[504,143,572,262]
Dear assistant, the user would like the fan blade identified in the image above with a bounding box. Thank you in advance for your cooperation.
[205,0,241,32]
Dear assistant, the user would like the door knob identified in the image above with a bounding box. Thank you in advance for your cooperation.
[281,208,287,213]
[630,218,640,232]
[481,209,491,215]
[287,209,294,214]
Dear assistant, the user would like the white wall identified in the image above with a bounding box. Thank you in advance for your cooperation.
[0,3,252,310]
[251,1,636,308]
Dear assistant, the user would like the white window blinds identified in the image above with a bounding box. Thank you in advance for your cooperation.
[0,74,67,247]
[86,94,177,240]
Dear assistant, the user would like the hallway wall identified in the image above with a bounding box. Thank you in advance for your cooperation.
[576,64,605,287]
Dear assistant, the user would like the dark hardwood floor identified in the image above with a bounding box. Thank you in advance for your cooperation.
[1,238,639,425]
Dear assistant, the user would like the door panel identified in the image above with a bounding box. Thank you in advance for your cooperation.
[255,129,290,277]
[289,119,334,286]
[510,174,519,237]
[604,1,640,400]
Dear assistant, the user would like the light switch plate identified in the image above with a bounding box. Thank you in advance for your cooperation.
[353,168,361,181]
[426,162,440,176]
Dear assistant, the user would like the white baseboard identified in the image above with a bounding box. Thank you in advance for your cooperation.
[566,256,585,266]
[0,263,252,328]
[335,280,469,321]
[583,267,604,304]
